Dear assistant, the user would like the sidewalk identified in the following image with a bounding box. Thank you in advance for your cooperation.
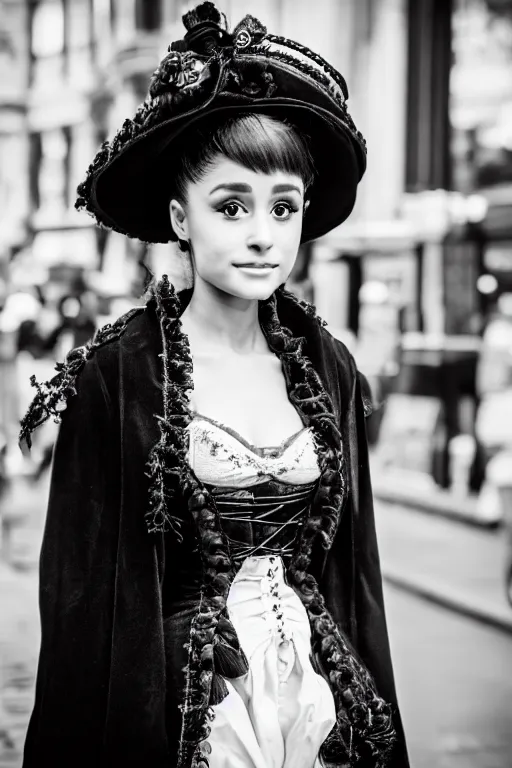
[375,499,512,635]
[0,561,39,766]
[1,473,512,765]
[0,473,45,767]
[371,460,500,529]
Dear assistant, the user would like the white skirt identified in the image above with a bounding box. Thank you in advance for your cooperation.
[208,555,336,768]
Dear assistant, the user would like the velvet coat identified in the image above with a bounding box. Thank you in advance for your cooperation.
[20,280,410,768]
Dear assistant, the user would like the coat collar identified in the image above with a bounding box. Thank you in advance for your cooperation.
[145,275,344,540]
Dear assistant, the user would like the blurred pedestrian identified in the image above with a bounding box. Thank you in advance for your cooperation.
[42,290,98,357]
[19,4,409,767]
[0,290,43,470]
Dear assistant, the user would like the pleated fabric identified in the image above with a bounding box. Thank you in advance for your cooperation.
[208,555,336,768]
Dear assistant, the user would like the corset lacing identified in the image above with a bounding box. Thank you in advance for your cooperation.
[206,480,319,567]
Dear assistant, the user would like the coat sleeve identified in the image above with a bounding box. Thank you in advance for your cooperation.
[23,353,121,767]
[319,367,411,768]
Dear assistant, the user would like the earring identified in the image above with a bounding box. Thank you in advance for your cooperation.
[178,238,189,253]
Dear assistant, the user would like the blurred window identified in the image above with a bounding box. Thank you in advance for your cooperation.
[450,0,512,192]
[67,0,92,50]
[30,0,65,85]
[135,0,162,31]
[92,0,114,40]
[30,0,97,85]
[405,0,452,191]
[66,0,94,85]
[29,132,42,211]
[31,0,65,58]
[30,128,71,218]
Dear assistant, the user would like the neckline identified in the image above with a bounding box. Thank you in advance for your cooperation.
[190,411,310,459]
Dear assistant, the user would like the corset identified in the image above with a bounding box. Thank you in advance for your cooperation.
[162,417,323,760]
[162,415,321,615]
[188,414,321,565]
[205,477,319,567]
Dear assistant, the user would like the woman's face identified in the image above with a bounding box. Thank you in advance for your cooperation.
[169,155,306,301]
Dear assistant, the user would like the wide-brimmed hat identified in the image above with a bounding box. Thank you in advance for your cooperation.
[76,2,367,245]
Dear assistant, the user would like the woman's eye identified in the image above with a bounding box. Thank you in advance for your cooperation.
[273,202,297,220]
[220,202,244,218]
[218,201,298,220]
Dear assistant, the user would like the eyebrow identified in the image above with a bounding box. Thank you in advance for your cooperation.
[209,182,302,195]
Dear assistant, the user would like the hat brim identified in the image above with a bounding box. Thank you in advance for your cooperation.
[91,64,365,244]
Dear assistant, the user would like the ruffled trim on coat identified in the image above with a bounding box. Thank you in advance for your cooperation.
[149,277,396,768]
[146,278,250,768]
[261,287,395,767]
[145,276,196,538]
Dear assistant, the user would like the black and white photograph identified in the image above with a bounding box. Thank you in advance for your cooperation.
[1,1,512,767]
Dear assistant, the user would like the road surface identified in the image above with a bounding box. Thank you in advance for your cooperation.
[385,583,512,768]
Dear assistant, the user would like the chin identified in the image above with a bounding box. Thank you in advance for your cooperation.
[230,279,281,302]
[210,272,283,301]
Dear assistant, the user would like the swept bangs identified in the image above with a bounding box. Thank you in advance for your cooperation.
[169,112,316,206]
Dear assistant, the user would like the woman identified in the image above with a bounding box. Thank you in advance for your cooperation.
[20,4,410,767]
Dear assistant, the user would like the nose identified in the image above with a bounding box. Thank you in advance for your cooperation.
[247,211,273,254]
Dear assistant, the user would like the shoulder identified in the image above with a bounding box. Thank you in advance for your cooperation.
[318,324,374,417]
[75,304,159,403]
[89,303,160,384]
[19,304,154,450]
[315,322,357,382]
[92,302,156,358]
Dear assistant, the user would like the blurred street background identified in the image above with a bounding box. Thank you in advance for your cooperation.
[1,0,512,766]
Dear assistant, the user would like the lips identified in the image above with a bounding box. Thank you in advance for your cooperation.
[235,263,277,268]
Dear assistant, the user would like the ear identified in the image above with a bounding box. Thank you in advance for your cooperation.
[169,199,189,241]
[303,199,311,215]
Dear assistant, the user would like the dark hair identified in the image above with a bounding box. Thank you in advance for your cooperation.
[168,112,316,241]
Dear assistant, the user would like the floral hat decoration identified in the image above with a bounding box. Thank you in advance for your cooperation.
[76,1,367,245]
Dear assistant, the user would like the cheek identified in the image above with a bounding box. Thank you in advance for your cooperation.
[192,211,246,248]
[188,212,241,268]
[275,219,302,258]
[188,210,217,249]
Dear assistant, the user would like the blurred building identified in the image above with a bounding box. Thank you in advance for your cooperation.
[0,2,30,459]
[309,0,512,495]
[23,0,170,300]
[0,1,29,272]
[3,0,512,492]
[19,0,370,295]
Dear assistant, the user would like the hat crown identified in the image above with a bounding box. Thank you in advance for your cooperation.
[181,1,229,55]
[182,1,225,32]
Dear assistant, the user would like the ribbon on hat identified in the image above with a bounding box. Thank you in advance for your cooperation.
[231,14,267,50]
[150,3,269,101]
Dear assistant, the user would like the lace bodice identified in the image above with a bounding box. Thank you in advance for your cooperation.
[186,413,321,487]
[187,413,320,564]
